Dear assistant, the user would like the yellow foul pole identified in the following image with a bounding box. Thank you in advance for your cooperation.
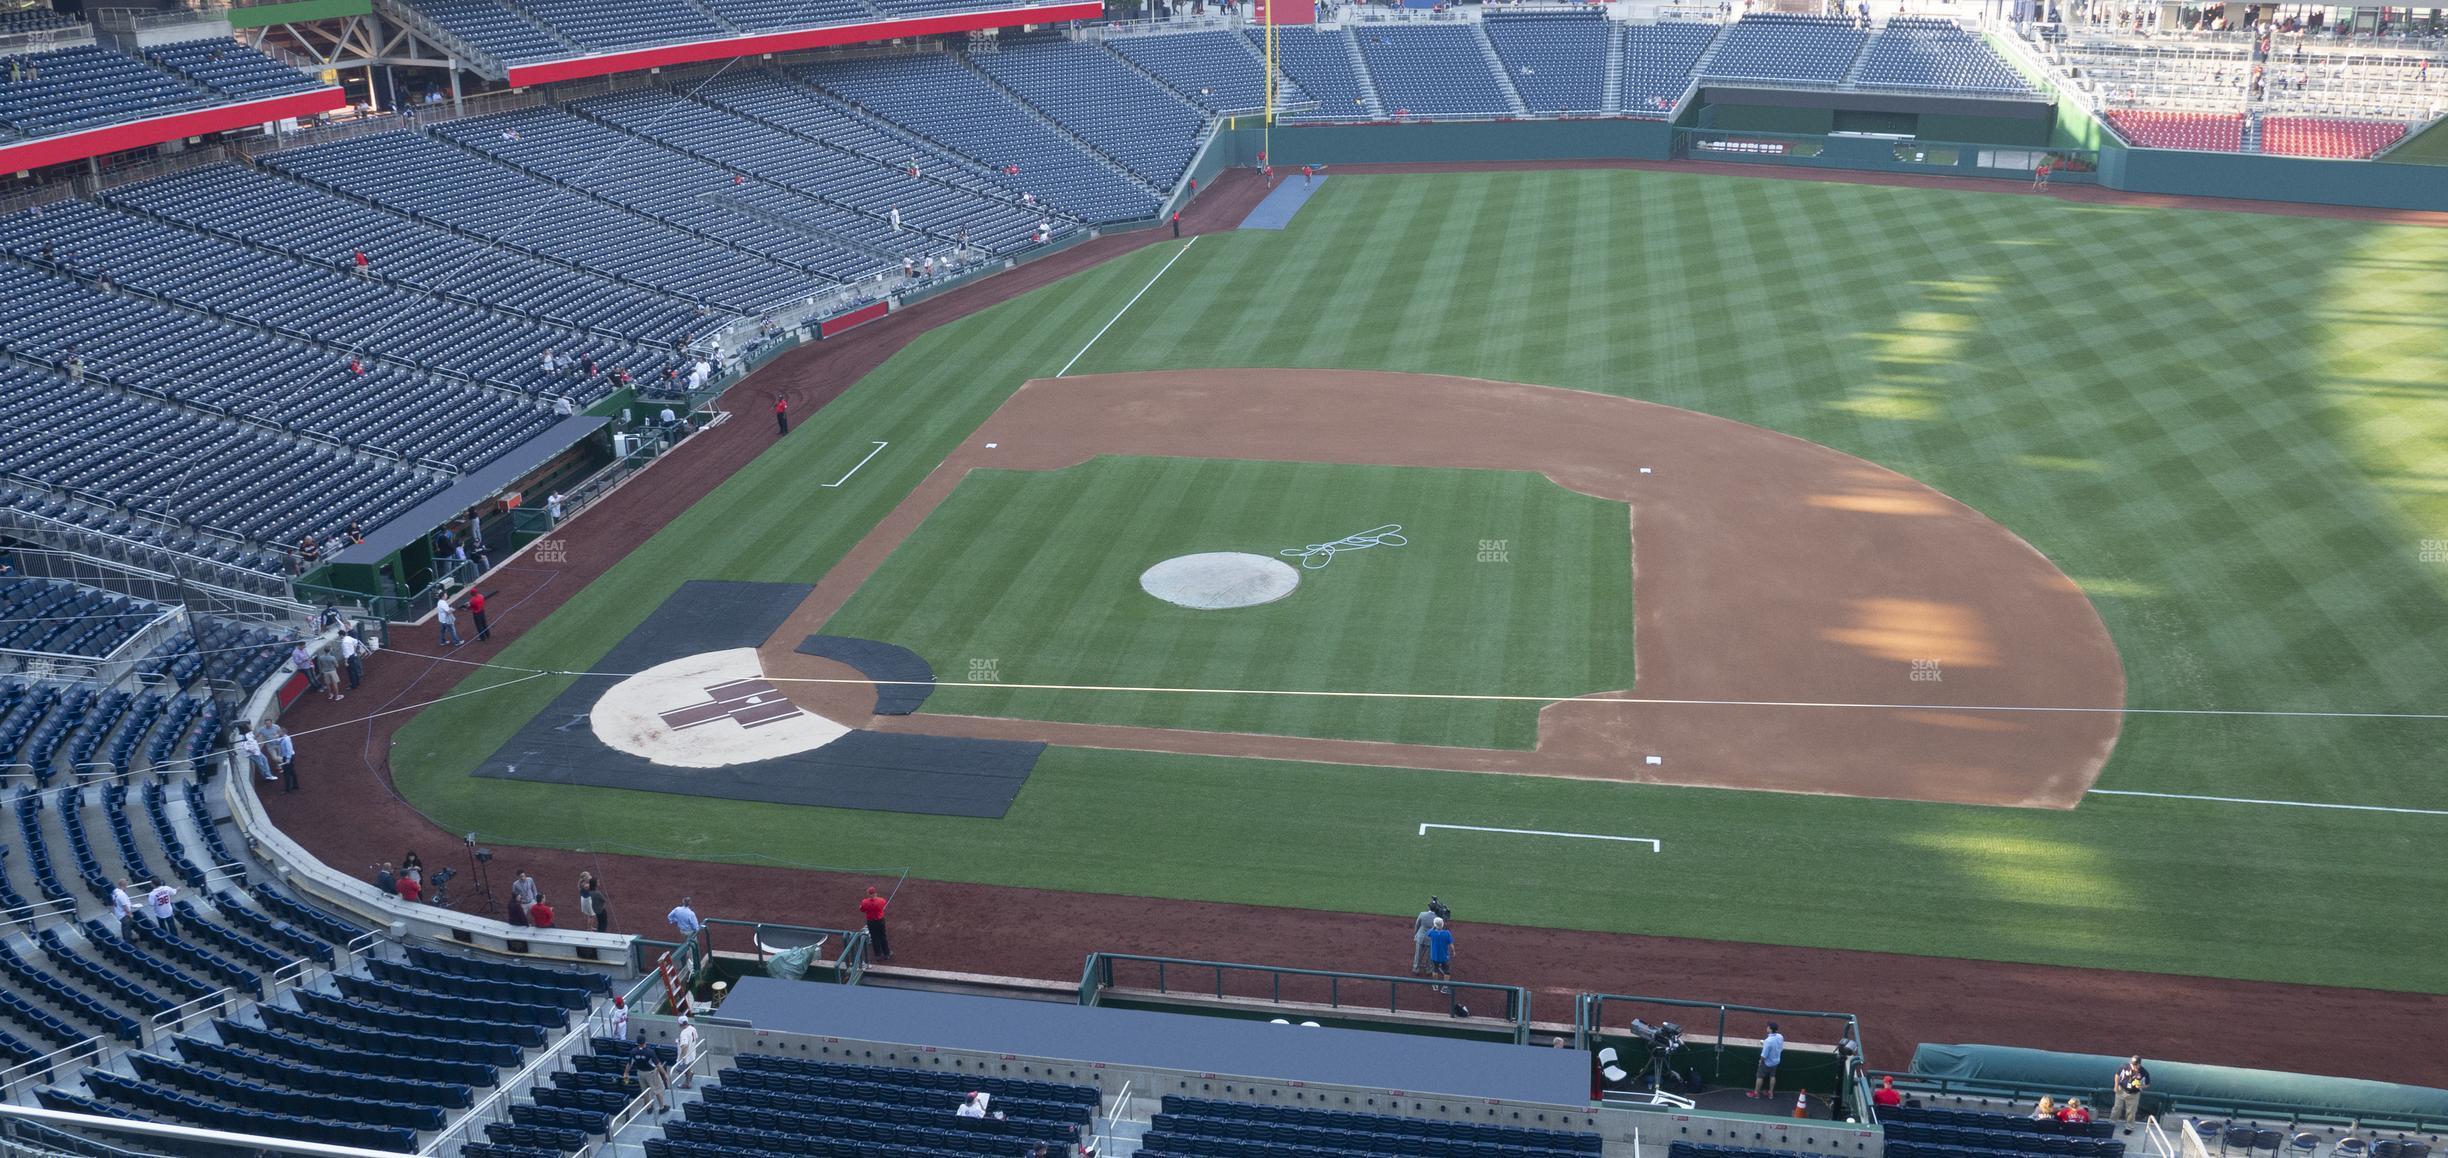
[1262,0,1276,166]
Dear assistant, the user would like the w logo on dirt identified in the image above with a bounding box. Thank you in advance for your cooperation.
[658,678,803,732]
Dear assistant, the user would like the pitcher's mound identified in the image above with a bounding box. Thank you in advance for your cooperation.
[1140,552,1301,610]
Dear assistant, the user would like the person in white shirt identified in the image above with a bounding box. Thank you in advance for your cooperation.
[338,631,363,690]
[609,995,629,1041]
[674,1017,701,1088]
[546,492,565,523]
[233,723,271,781]
[110,879,134,937]
[148,885,178,938]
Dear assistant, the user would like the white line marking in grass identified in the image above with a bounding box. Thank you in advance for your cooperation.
[1058,236,1197,378]
[1418,823,1660,851]
[2086,789,2448,817]
[821,441,888,489]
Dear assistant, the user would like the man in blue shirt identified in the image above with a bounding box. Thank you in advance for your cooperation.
[668,898,702,937]
[1425,918,1454,990]
[1750,1022,1786,1101]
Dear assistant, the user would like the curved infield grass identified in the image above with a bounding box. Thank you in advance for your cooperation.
[818,456,1635,748]
[392,169,2448,994]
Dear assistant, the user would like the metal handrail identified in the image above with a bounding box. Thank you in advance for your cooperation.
[415,1008,599,1157]
[0,1037,105,1101]
[146,986,236,1039]
[0,896,78,933]
[1084,952,1534,1042]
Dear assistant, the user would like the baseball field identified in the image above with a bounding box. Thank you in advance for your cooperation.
[352,166,2443,1045]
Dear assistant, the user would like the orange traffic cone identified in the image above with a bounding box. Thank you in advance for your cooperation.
[1794,1092,1810,1118]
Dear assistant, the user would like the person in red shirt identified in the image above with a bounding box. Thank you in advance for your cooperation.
[468,589,490,642]
[2057,1098,2092,1124]
[396,874,421,904]
[858,887,892,960]
[774,393,789,436]
[529,896,556,929]
[1872,1076,1902,1108]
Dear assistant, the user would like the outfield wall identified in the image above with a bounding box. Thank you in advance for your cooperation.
[1217,115,2448,212]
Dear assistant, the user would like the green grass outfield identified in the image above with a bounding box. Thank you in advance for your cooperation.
[819,457,1636,748]
[393,169,2448,994]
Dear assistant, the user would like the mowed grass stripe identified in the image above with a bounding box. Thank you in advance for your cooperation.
[390,169,2448,992]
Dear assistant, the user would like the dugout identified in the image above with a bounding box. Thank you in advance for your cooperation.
[1910,1044,2448,1129]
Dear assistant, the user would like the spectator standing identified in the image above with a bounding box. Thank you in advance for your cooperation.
[774,394,789,436]
[1750,1023,1786,1100]
[110,879,135,938]
[890,205,902,232]
[396,872,422,903]
[547,492,566,523]
[436,600,462,647]
[468,589,491,642]
[234,723,272,782]
[859,887,892,960]
[674,1017,701,1088]
[313,645,343,703]
[2111,1057,2150,1122]
[529,895,555,928]
[1171,211,1181,238]
[260,722,297,793]
[147,885,177,938]
[510,870,537,924]
[401,850,423,878]
[374,862,396,896]
[339,631,364,689]
[622,1035,671,1116]
[609,994,629,1040]
[1424,917,1453,989]
[579,872,610,932]
[668,897,701,937]
[1410,904,1437,974]
[290,642,321,695]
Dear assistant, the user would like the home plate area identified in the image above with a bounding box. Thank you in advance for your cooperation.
[474,580,1041,818]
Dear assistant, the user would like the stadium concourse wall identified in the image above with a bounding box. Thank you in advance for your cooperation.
[1215,108,2448,211]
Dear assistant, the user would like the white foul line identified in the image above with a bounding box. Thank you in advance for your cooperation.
[1057,236,1197,378]
[2087,789,2448,817]
[1418,823,1661,851]
[821,441,889,489]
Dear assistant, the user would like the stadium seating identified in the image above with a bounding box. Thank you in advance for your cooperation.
[697,0,879,32]
[1354,24,1516,118]
[1149,1094,1602,1158]
[1882,1104,2119,1139]
[806,53,1158,221]
[0,577,156,663]
[971,38,1208,186]
[1107,30,1275,114]
[0,199,647,406]
[0,45,212,135]
[2103,109,2246,151]
[511,0,730,51]
[2259,116,2409,159]
[404,0,573,65]
[432,107,890,282]
[1484,11,1612,115]
[1857,19,2029,93]
[262,130,826,313]
[102,163,712,348]
[1621,22,1719,116]
[141,39,321,99]
[1255,26,1373,120]
[0,6,79,37]
[1701,14,1868,84]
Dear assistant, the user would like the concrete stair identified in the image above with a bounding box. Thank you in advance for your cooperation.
[1474,23,1530,116]
[1340,28,1387,118]
[1603,22,1626,113]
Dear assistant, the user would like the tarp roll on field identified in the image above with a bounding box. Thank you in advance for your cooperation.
[1911,1044,2448,1122]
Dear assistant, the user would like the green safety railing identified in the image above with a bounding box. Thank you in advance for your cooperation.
[1869,1070,2448,1135]
[1080,952,1533,1044]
